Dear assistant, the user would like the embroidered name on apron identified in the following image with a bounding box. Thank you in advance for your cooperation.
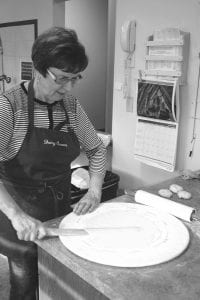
[43,139,68,148]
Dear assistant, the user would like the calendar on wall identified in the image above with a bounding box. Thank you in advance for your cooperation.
[134,78,179,172]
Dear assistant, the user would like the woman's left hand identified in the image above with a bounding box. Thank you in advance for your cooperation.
[73,190,101,215]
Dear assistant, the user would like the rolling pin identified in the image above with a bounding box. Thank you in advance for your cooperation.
[133,190,197,222]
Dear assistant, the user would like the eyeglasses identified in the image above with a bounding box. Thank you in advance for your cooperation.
[47,69,82,85]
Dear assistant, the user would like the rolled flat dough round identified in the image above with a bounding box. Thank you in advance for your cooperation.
[59,203,190,267]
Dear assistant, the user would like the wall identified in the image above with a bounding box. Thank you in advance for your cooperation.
[65,0,107,130]
[112,0,200,190]
[0,0,54,34]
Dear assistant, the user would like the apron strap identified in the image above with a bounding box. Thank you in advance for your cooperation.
[54,100,75,135]
[27,79,35,132]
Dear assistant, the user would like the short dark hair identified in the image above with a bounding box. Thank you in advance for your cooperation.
[31,27,88,76]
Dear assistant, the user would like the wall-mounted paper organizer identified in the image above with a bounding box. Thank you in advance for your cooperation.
[144,28,190,85]
[134,28,189,172]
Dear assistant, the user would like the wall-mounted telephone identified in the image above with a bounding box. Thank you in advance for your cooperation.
[120,20,136,53]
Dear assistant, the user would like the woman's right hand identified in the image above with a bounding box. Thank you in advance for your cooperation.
[11,210,47,241]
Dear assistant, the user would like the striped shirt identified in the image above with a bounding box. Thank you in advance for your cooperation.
[0,82,106,175]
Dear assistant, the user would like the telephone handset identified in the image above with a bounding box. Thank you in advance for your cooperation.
[120,20,136,53]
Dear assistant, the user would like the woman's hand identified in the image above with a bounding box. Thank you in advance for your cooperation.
[11,211,47,241]
[73,190,101,215]
[73,171,104,215]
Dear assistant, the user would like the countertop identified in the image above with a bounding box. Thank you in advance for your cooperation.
[36,176,200,300]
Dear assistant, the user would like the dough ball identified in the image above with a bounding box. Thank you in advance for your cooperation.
[169,184,183,194]
[158,189,173,198]
[177,190,192,200]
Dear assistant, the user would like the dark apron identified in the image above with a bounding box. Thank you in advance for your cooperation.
[0,79,80,258]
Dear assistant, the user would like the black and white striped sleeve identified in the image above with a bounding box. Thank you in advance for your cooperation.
[75,100,107,175]
[0,96,14,160]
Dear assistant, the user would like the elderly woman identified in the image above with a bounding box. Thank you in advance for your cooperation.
[0,27,106,300]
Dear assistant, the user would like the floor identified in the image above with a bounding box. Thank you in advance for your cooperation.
[0,254,10,300]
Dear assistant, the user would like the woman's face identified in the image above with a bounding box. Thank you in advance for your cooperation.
[37,67,82,104]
